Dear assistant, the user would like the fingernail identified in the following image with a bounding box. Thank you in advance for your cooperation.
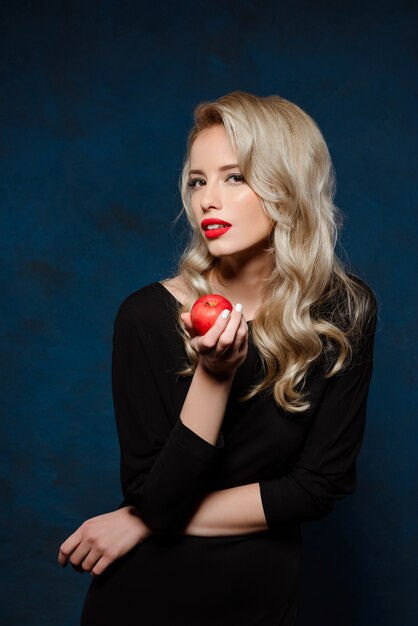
[235,303,243,313]
[221,309,230,319]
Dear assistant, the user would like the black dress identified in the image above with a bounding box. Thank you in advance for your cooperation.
[80,280,377,626]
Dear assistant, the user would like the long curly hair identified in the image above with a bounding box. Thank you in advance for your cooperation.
[168,91,377,413]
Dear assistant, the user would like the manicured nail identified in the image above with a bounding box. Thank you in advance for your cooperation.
[235,303,243,313]
[221,309,230,319]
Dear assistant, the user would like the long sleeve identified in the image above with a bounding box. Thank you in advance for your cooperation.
[259,304,378,528]
[112,301,224,534]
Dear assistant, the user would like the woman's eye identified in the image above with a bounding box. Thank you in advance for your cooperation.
[187,178,205,189]
[227,174,245,184]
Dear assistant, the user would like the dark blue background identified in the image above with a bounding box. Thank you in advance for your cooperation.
[1,1,417,624]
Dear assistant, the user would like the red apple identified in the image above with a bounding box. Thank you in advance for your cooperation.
[190,294,233,335]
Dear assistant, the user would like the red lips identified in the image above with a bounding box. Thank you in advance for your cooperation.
[201,218,232,239]
[201,218,232,230]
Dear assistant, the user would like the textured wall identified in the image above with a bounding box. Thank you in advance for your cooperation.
[1,1,417,624]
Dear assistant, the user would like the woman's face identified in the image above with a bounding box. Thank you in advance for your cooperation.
[188,124,273,262]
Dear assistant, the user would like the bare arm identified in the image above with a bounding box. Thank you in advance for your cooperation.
[173,308,268,537]
[178,304,248,446]
[179,361,233,446]
[181,482,268,536]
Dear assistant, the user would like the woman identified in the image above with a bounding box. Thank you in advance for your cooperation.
[58,91,378,625]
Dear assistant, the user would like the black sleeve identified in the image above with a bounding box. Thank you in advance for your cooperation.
[112,302,224,534]
[259,305,378,528]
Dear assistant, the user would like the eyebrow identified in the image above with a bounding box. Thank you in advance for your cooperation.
[188,163,240,176]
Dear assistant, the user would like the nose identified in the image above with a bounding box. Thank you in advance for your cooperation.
[200,180,221,212]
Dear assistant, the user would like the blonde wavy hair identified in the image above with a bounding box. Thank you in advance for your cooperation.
[168,91,377,413]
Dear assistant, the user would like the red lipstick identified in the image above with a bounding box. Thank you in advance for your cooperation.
[201,218,232,239]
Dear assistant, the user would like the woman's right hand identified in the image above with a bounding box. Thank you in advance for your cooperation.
[181,304,248,380]
[58,506,153,576]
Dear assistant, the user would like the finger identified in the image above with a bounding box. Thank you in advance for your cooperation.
[216,304,245,351]
[180,312,199,339]
[236,317,249,351]
[232,313,248,346]
[90,555,114,576]
[80,548,102,573]
[221,313,248,356]
[69,542,92,568]
[180,312,192,330]
[58,528,83,566]
[58,549,68,567]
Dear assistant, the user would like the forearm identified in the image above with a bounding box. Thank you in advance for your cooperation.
[180,361,234,446]
[181,482,268,537]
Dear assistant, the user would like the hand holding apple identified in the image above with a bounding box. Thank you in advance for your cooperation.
[181,294,248,380]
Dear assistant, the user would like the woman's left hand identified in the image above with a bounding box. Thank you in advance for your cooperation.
[58,506,153,576]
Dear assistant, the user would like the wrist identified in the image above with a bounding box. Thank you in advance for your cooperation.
[197,360,236,385]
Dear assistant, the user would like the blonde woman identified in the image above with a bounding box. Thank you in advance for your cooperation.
[59,91,378,626]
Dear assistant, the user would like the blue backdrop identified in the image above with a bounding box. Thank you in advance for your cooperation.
[1,1,417,624]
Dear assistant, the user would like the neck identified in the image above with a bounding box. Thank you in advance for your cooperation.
[208,251,274,313]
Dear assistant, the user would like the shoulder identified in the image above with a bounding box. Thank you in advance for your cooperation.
[319,271,378,323]
[346,272,379,333]
[317,271,379,368]
[159,276,189,304]
[116,281,161,312]
[346,272,377,303]
[337,272,379,365]
[114,281,176,329]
